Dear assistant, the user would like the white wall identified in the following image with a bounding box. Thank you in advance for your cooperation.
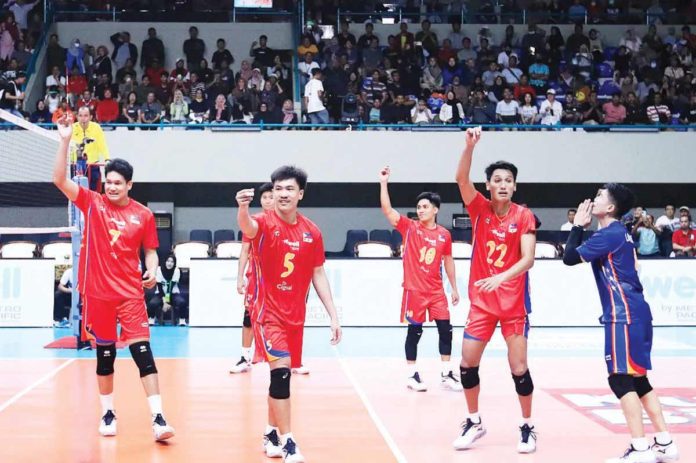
[94,130,696,184]
[55,22,294,73]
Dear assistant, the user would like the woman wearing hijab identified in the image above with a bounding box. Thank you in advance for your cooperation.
[439,90,465,124]
[147,254,188,326]
[235,59,253,82]
[442,57,463,87]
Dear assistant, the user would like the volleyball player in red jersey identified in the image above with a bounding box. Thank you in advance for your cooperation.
[230,182,274,374]
[236,165,342,463]
[452,127,538,453]
[52,116,174,441]
[379,167,462,392]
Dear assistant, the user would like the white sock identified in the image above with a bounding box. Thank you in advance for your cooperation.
[264,424,278,435]
[408,363,418,377]
[441,361,451,376]
[655,431,672,445]
[99,394,114,414]
[147,394,163,416]
[468,412,481,423]
[241,347,251,361]
[631,437,649,451]
[280,432,294,446]
[520,417,532,427]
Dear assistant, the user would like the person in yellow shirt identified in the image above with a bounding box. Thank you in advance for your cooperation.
[71,106,110,191]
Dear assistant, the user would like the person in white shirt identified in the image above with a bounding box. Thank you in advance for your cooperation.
[560,208,577,231]
[45,66,66,94]
[304,68,328,125]
[539,89,563,125]
[411,99,433,123]
[619,28,642,54]
[519,92,538,125]
[10,0,40,31]
[501,54,523,85]
[655,204,678,232]
[298,52,320,88]
[495,88,519,124]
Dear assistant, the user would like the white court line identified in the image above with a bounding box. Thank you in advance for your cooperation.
[333,347,408,463]
[0,358,77,413]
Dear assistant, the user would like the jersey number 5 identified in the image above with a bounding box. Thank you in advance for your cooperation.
[418,246,436,265]
[281,252,295,278]
[486,241,507,268]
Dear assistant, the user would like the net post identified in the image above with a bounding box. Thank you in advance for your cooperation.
[70,175,88,345]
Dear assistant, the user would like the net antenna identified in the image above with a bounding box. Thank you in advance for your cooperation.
[0,108,79,234]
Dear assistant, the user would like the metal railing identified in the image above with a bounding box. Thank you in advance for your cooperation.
[51,6,295,23]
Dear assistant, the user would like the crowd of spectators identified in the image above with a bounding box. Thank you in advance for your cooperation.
[615,204,694,258]
[299,20,696,127]
[5,25,298,126]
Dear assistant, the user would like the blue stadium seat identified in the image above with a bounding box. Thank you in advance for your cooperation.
[390,229,403,252]
[595,62,614,78]
[189,229,212,244]
[213,229,236,244]
[369,229,392,245]
[343,229,368,257]
[603,47,617,61]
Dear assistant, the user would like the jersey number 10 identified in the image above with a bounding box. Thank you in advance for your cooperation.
[418,246,436,265]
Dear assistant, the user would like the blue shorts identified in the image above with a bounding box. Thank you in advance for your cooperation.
[604,322,652,376]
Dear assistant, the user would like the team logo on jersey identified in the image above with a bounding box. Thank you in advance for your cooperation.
[274,230,280,237]
[485,218,491,224]
[509,223,518,233]
[129,215,141,225]
[109,218,126,229]
[438,235,446,242]
[302,232,313,243]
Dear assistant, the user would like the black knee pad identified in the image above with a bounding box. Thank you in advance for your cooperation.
[243,309,252,328]
[512,369,534,397]
[435,320,453,356]
[634,376,653,398]
[96,343,116,376]
[404,324,423,361]
[608,374,636,399]
[460,366,480,389]
[269,367,291,399]
[129,341,158,378]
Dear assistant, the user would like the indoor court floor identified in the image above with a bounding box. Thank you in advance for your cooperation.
[1,326,694,463]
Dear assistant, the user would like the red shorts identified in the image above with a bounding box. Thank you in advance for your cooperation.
[253,320,304,369]
[82,295,150,344]
[400,289,450,325]
[464,305,529,342]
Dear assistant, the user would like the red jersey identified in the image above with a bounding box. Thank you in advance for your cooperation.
[75,187,159,301]
[250,211,325,326]
[396,215,452,294]
[466,192,535,314]
[672,228,696,251]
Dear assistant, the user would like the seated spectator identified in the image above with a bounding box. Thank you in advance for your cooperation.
[449,75,469,104]
[602,93,626,124]
[495,88,520,124]
[189,88,209,123]
[45,86,61,114]
[482,61,501,88]
[187,71,205,101]
[502,54,523,85]
[45,66,66,94]
[624,92,643,124]
[528,55,549,92]
[467,90,496,124]
[231,77,256,114]
[457,37,477,63]
[65,66,87,102]
[121,91,139,128]
[155,71,172,106]
[139,92,162,129]
[656,205,678,232]
[513,74,536,100]
[343,40,359,69]
[208,94,231,123]
[561,93,582,124]
[136,74,155,104]
[198,58,213,84]
[93,45,112,81]
[168,89,189,123]
[581,91,603,125]
[619,28,641,55]
[145,58,166,85]
[212,38,233,70]
[421,56,444,92]
[279,99,298,126]
[248,67,265,92]
[115,57,137,84]
[632,214,661,258]
[96,88,119,123]
[488,75,506,103]
[439,91,464,124]
[230,100,249,124]
[77,89,99,115]
[672,216,696,257]
[361,38,383,75]
[636,76,658,104]
[267,54,290,82]
[0,21,16,62]
[613,46,631,77]
[663,54,684,84]
[382,94,412,124]
[53,266,72,328]
[539,89,562,125]
[171,58,187,80]
[561,209,577,231]
[51,97,74,123]
[646,92,671,124]
[588,29,604,62]
[92,73,117,101]
[677,206,696,228]
[297,35,319,58]
[679,93,696,125]
[571,45,593,80]
[146,254,187,326]
[438,39,457,66]
[30,99,52,123]
[361,70,387,108]
[253,102,275,124]
[519,92,538,125]
[411,99,433,123]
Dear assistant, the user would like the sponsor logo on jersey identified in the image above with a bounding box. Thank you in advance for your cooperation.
[274,230,280,237]
[302,232,313,243]
[485,218,491,224]
[438,234,446,242]
[109,218,126,229]
[277,282,293,291]
[492,229,506,240]
[424,237,437,246]
[283,239,300,250]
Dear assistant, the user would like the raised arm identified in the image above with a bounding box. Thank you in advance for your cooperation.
[455,126,481,205]
[52,115,79,202]
[236,188,259,240]
[312,266,342,345]
[378,166,400,227]
[236,242,251,294]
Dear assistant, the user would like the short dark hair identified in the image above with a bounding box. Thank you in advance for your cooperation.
[259,182,273,195]
[416,192,441,208]
[105,158,134,182]
[568,208,577,213]
[260,34,268,40]
[311,68,322,76]
[271,165,308,190]
[603,183,635,219]
[485,161,518,181]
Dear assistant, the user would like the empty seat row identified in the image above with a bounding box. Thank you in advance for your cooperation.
[0,240,73,264]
